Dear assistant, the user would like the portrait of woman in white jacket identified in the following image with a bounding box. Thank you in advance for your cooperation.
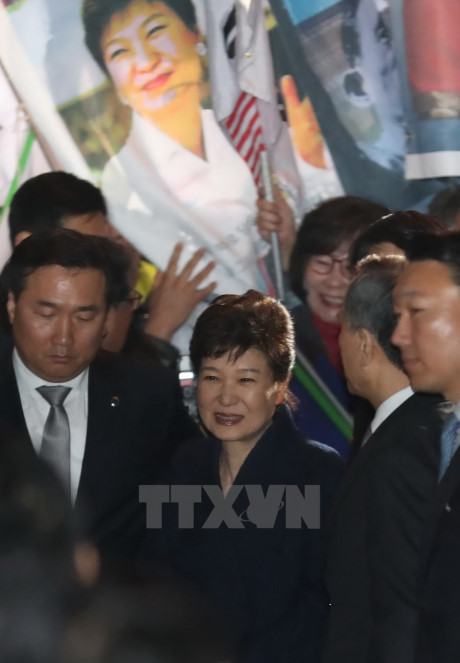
[82,0,269,303]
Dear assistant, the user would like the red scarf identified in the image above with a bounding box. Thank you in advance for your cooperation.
[312,313,343,375]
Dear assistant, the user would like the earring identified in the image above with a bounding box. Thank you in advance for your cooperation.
[196,42,207,57]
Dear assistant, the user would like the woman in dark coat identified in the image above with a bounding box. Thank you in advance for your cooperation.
[257,195,388,455]
[154,290,343,663]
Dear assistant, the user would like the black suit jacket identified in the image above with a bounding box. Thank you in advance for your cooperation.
[153,405,344,663]
[322,392,442,663]
[415,422,460,663]
[0,349,198,560]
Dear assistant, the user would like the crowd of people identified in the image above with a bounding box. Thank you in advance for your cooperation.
[2,170,460,663]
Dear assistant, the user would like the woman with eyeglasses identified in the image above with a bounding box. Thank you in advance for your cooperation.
[258,195,389,454]
[289,196,392,453]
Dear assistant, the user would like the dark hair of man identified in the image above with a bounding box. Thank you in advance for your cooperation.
[350,210,447,268]
[289,196,389,301]
[344,255,406,370]
[8,172,108,246]
[404,230,460,288]
[428,186,460,229]
[82,0,198,75]
[189,290,295,384]
[2,228,130,308]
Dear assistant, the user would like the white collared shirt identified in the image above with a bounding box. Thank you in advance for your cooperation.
[370,385,414,435]
[13,349,89,504]
[451,401,460,421]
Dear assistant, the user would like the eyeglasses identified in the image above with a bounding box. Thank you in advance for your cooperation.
[309,254,352,279]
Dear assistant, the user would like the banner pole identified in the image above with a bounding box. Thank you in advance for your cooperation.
[0,128,35,224]
[260,150,285,300]
[0,58,59,171]
[294,348,353,440]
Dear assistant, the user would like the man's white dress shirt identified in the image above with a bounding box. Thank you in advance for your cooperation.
[13,349,89,503]
[363,386,414,443]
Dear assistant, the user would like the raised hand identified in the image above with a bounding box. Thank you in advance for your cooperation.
[256,186,297,269]
[281,74,326,169]
[145,243,217,342]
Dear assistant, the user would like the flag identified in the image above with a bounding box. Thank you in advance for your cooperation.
[224,91,265,188]
[220,3,265,189]
[204,0,302,211]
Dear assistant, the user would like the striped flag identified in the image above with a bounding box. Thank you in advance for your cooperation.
[205,0,301,204]
[224,90,265,188]
[220,3,266,189]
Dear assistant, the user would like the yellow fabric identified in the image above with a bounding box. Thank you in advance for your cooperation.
[135,260,158,304]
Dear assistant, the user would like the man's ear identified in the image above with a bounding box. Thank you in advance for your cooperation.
[358,328,375,368]
[14,231,32,247]
[6,292,16,325]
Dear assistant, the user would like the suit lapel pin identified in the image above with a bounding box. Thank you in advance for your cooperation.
[110,396,120,408]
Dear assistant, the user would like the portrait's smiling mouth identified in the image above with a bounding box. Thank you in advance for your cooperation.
[141,71,173,91]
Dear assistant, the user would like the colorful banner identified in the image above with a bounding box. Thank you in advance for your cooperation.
[0,0,342,306]
[268,0,443,209]
[391,0,460,180]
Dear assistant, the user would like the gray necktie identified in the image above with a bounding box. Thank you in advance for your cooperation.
[439,412,460,481]
[36,385,72,492]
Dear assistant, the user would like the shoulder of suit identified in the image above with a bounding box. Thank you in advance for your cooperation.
[302,438,345,473]
[402,392,445,423]
[285,430,345,478]
[274,405,345,469]
[91,350,178,388]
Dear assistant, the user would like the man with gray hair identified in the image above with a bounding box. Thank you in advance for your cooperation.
[322,256,443,663]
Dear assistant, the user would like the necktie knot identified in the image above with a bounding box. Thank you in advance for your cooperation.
[36,385,71,407]
[439,413,460,480]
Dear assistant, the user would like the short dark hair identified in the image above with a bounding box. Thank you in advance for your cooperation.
[289,196,389,301]
[350,210,447,268]
[82,0,198,75]
[344,255,406,369]
[8,172,107,246]
[189,290,295,384]
[404,230,460,288]
[2,228,130,307]
[428,186,460,229]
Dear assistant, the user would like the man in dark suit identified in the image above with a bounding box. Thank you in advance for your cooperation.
[322,256,443,663]
[392,232,460,663]
[0,228,197,561]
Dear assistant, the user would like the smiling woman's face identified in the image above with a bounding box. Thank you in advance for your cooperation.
[101,0,202,119]
[197,348,287,449]
[303,239,353,324]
